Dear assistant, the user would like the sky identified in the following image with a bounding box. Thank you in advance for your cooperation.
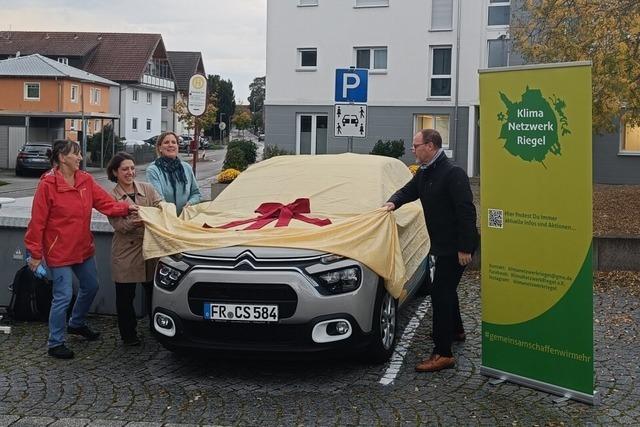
[1,0,267,102]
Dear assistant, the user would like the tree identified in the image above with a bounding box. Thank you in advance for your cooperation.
[510,0,640,133]
[248,76,266,133]
[206,75,236,140]
[248,76,265,113]
[233,111,252,136]
[173,94,218,136]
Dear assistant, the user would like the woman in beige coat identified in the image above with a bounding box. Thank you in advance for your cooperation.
[107,152,162,346]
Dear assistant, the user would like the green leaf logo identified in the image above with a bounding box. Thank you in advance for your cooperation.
[498,87,569,167]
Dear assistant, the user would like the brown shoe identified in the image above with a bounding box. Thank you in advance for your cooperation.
[415,354,455,372]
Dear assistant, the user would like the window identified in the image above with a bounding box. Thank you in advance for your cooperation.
[488,0,510,26]
[24,83,40,100]
[429,47,452,97]
[146,92,152,104]
[146,119,152,131]
[621,119,640,153]
[415,114,450,148]
[298,0,318,5]
[297,114,328,155]
[132,89,139,102]
[161,94,168,108]
[488,38,509,68]
[90,88,101,105]
[431,0,453,31]
[57,57,68,65]
[70,85,78,103]
[69,119,77,131]
[355,47,387,71]
[355,0,388,7]
[132,117,138,131]
[297,48,317,70]
[94,120,100,132]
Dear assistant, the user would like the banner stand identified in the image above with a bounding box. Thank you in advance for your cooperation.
[481,366,597,405]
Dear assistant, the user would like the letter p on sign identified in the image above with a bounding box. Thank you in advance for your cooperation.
[335,68,368,103]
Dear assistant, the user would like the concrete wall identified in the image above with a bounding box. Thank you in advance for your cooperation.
[0,199,146,316]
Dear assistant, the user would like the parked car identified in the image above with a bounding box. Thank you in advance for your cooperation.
[199,136,209,149]
[15,142,52,176]
[123,140,148,153]
[151,154,431,362]
[179,135,194,152]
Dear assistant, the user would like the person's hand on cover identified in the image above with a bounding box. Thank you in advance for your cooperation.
[128,204,139,213]
[458,252,472,266]
[382,202,396,212]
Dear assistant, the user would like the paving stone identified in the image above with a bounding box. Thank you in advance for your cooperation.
[10,416,55,426]
[50,419,90,427]
[0,273,637,425]
[0,415,19,427]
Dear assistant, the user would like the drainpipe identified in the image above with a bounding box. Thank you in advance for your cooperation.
[453,0,462,164]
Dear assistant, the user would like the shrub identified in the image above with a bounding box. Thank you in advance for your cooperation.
[263,144,291,160]
[370,139,405,158]
[227,139,258,164]
[223,147,249,171]
[216,168,241,183]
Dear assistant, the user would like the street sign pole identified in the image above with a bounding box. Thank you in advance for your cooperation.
[188,74,207,176]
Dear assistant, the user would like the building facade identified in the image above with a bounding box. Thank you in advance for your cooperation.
[0,54,118,168]
[0,32,177,143]
[266,0,516,175]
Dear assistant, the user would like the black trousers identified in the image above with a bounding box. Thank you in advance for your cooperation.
[431,254,466,357]
[115,281,152,340]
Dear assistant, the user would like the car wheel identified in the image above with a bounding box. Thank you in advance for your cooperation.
[364,282,397,363]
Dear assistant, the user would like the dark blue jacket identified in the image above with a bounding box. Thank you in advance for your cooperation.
[388,152,478,256]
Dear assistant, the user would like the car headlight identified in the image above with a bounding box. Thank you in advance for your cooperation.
[155,262,185,291]
[311,266,361,295]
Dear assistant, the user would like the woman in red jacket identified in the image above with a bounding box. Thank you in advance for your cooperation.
[24,140,138,359]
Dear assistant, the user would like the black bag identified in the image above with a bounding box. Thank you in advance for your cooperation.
[8,265,52,322]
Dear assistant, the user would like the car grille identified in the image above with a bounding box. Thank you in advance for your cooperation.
[187,282,298,318]
[182,320,311,346]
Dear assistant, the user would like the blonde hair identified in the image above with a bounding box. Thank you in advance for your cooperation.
[155,131,180,157]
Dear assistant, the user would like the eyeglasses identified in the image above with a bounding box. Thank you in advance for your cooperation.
[412,141,431,150]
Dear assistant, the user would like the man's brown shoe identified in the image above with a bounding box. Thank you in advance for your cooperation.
[415,354,455,372]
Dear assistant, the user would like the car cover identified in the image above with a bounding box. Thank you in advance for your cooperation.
[138,153,430,299]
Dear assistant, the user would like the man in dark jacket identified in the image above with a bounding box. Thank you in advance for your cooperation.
[383,129,478,372]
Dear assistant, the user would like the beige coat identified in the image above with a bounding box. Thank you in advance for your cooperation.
[109,181,162,283]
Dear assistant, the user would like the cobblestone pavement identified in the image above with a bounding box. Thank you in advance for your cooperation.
[1,272,638,426]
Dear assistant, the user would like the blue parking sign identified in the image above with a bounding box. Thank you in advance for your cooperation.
[335,68,368,103]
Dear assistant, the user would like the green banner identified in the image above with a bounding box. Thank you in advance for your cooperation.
[479,62,594,402]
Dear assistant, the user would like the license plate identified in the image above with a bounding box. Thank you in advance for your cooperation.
[204,303,278,322]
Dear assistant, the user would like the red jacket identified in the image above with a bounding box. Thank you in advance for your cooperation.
[24,168,130,267]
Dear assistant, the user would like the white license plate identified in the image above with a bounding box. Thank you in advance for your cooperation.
[204,303,278,322]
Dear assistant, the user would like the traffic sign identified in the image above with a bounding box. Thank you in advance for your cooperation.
[335,104,367,138]
[188,74,207,116]
[219,122,227,130]
[335,68,368,103]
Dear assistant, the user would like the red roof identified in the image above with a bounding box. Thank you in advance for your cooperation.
[0,31,164,82]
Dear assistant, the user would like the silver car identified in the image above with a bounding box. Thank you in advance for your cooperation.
[150,155,430,362]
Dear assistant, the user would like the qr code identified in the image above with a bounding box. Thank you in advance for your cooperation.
[488,209,504,229]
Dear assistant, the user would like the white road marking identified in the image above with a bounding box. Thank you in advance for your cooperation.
[379,298,431,386]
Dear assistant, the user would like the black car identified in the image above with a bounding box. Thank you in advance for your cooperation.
[15,143,52,176]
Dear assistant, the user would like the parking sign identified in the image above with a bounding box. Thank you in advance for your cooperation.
[335,68,368,103]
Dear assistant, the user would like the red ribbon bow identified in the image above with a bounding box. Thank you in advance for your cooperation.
[217,198,332,230]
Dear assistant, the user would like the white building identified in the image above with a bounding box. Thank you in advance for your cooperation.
[266,0,515,175]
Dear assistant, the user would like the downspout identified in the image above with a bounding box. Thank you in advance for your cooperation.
[453,0,462,162]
